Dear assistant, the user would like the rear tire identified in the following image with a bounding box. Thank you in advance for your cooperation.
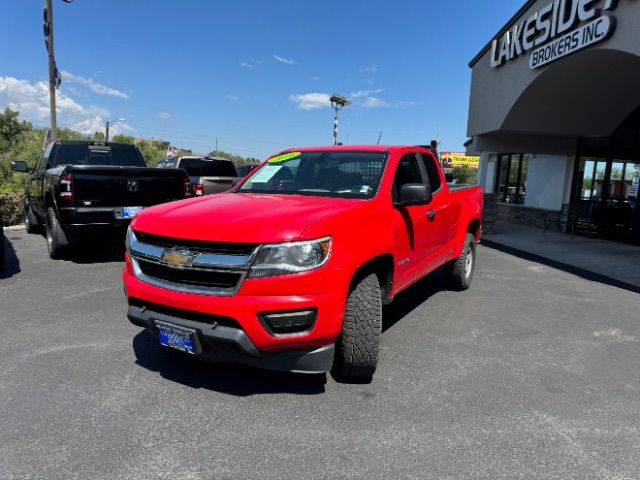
[444,233,476,291]
[332,273,382,381]
[24,201,39,234]
[45,207,69,260]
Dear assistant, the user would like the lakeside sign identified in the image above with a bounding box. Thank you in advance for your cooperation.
[490,0,620,70]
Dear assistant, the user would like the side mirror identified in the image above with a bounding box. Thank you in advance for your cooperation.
[397,183,432,206]
[11,161,30,173]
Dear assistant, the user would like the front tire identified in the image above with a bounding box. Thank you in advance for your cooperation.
[45,207,69,259]
[24,201,39,234]
[444,233,476,291]
[332,273,382,380]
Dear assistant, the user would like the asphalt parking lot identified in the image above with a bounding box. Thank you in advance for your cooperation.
[1,228,639,480]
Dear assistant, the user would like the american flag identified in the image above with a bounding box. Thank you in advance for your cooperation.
[166,145,178,157]
[43,129,54,148]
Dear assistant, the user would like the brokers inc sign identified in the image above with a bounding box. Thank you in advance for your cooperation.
[490,0,620,70]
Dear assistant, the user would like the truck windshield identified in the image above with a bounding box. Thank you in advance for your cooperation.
[237,151,386,199]
[53,144,147,167]
[179,158,238,177]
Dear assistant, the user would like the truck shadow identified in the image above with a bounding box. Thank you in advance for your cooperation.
[131,269,447,393]
[1,233,21,279]
[382,268,445,332]
[66,232,126,264]
[132,331,327,396]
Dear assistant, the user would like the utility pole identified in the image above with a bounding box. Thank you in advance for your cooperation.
[45,0,58,141]
[105,121,110,142]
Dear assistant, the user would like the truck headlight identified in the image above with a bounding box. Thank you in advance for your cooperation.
[125,226,132,254]
[248,237,331,278]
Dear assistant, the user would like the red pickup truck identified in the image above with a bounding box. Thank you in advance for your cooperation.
[123,145,483,379]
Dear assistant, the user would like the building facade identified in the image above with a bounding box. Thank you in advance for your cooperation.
[467,0,640,243]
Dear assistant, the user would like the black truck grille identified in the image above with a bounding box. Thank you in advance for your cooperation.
[137,259,242,289]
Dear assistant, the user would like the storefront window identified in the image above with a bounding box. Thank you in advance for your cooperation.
[495,153,528,204]
[578,158,607,200]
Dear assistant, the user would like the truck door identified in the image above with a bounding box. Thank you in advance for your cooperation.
[391,152,452,291]
[31,145,53,217]
[418,151,453,264]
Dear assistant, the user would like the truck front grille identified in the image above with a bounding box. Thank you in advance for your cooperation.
[128,229,257,296]
[134,231,257,255]
[137,259,242,289]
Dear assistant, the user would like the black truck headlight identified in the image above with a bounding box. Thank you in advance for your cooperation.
[248,237,331,278]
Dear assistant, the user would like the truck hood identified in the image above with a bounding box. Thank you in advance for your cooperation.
[131,193,369,243]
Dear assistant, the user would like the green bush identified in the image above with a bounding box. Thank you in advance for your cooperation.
[0,182,24,226]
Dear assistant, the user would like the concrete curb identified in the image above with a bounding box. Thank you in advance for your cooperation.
[2,224,25,231]
[481,238,640,295]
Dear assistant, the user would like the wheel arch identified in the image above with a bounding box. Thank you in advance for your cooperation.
[350,253,395,305]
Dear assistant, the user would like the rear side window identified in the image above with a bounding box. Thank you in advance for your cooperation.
[420,152,442,193]
[179,159,238,177]
[52,144,147,167]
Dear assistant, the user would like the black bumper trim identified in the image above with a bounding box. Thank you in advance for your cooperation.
[127,305,335,373]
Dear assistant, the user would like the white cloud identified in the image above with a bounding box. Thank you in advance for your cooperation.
[360,64,378,73]
[362,96,389,108]
[273,54,296,65]
[225,95,239,101]
[350,88,384,99]
[240,62,255,69]
[0,76,134,135]
[364,78,375,85]
[61,71,129,99]
[289,92,331,110]
[157,111,171,120]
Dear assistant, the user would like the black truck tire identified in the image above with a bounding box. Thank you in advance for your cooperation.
[45,207,70,259]
[444,233,476,291]
[332,272,382,380]
[24,201,39,234]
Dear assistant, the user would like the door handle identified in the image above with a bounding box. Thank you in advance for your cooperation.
[427,209,437,220]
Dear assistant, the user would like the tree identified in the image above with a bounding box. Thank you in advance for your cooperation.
[136,140,166,166]
[111,134,135,144]
[0,108,31,147]
[450,165,478,185]
[93,131,105,141]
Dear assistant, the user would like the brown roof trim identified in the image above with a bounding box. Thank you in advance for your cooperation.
[468,0,537,68]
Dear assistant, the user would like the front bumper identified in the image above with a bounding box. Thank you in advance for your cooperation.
[127,303,335,373]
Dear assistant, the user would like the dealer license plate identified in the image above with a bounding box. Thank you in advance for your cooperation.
[122,206,143,219]
[155,321,198,354]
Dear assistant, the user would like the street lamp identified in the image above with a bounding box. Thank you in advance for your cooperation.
[105,118,125,142]
[330,93,351,145]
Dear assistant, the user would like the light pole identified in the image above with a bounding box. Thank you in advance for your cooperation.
[44,0,74,142]
[105,118,125,142]
[330,93,351,145]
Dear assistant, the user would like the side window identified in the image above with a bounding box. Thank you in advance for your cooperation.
[36,145,53,172]
[420,153,442,193]
[42,144,54,169]
[392,153,424,202]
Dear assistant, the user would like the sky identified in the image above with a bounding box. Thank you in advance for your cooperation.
[0,0,522,159]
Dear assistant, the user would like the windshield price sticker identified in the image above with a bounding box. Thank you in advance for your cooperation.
[268,152,301,164]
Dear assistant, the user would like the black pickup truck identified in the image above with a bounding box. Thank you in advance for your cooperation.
[12,141,191,259]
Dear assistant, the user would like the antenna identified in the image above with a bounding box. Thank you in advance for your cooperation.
[376,130,383,145]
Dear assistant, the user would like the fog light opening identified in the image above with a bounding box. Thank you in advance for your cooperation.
[259,309,317,335]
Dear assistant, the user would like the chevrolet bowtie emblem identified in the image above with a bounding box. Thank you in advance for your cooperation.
[160,249,197,268]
